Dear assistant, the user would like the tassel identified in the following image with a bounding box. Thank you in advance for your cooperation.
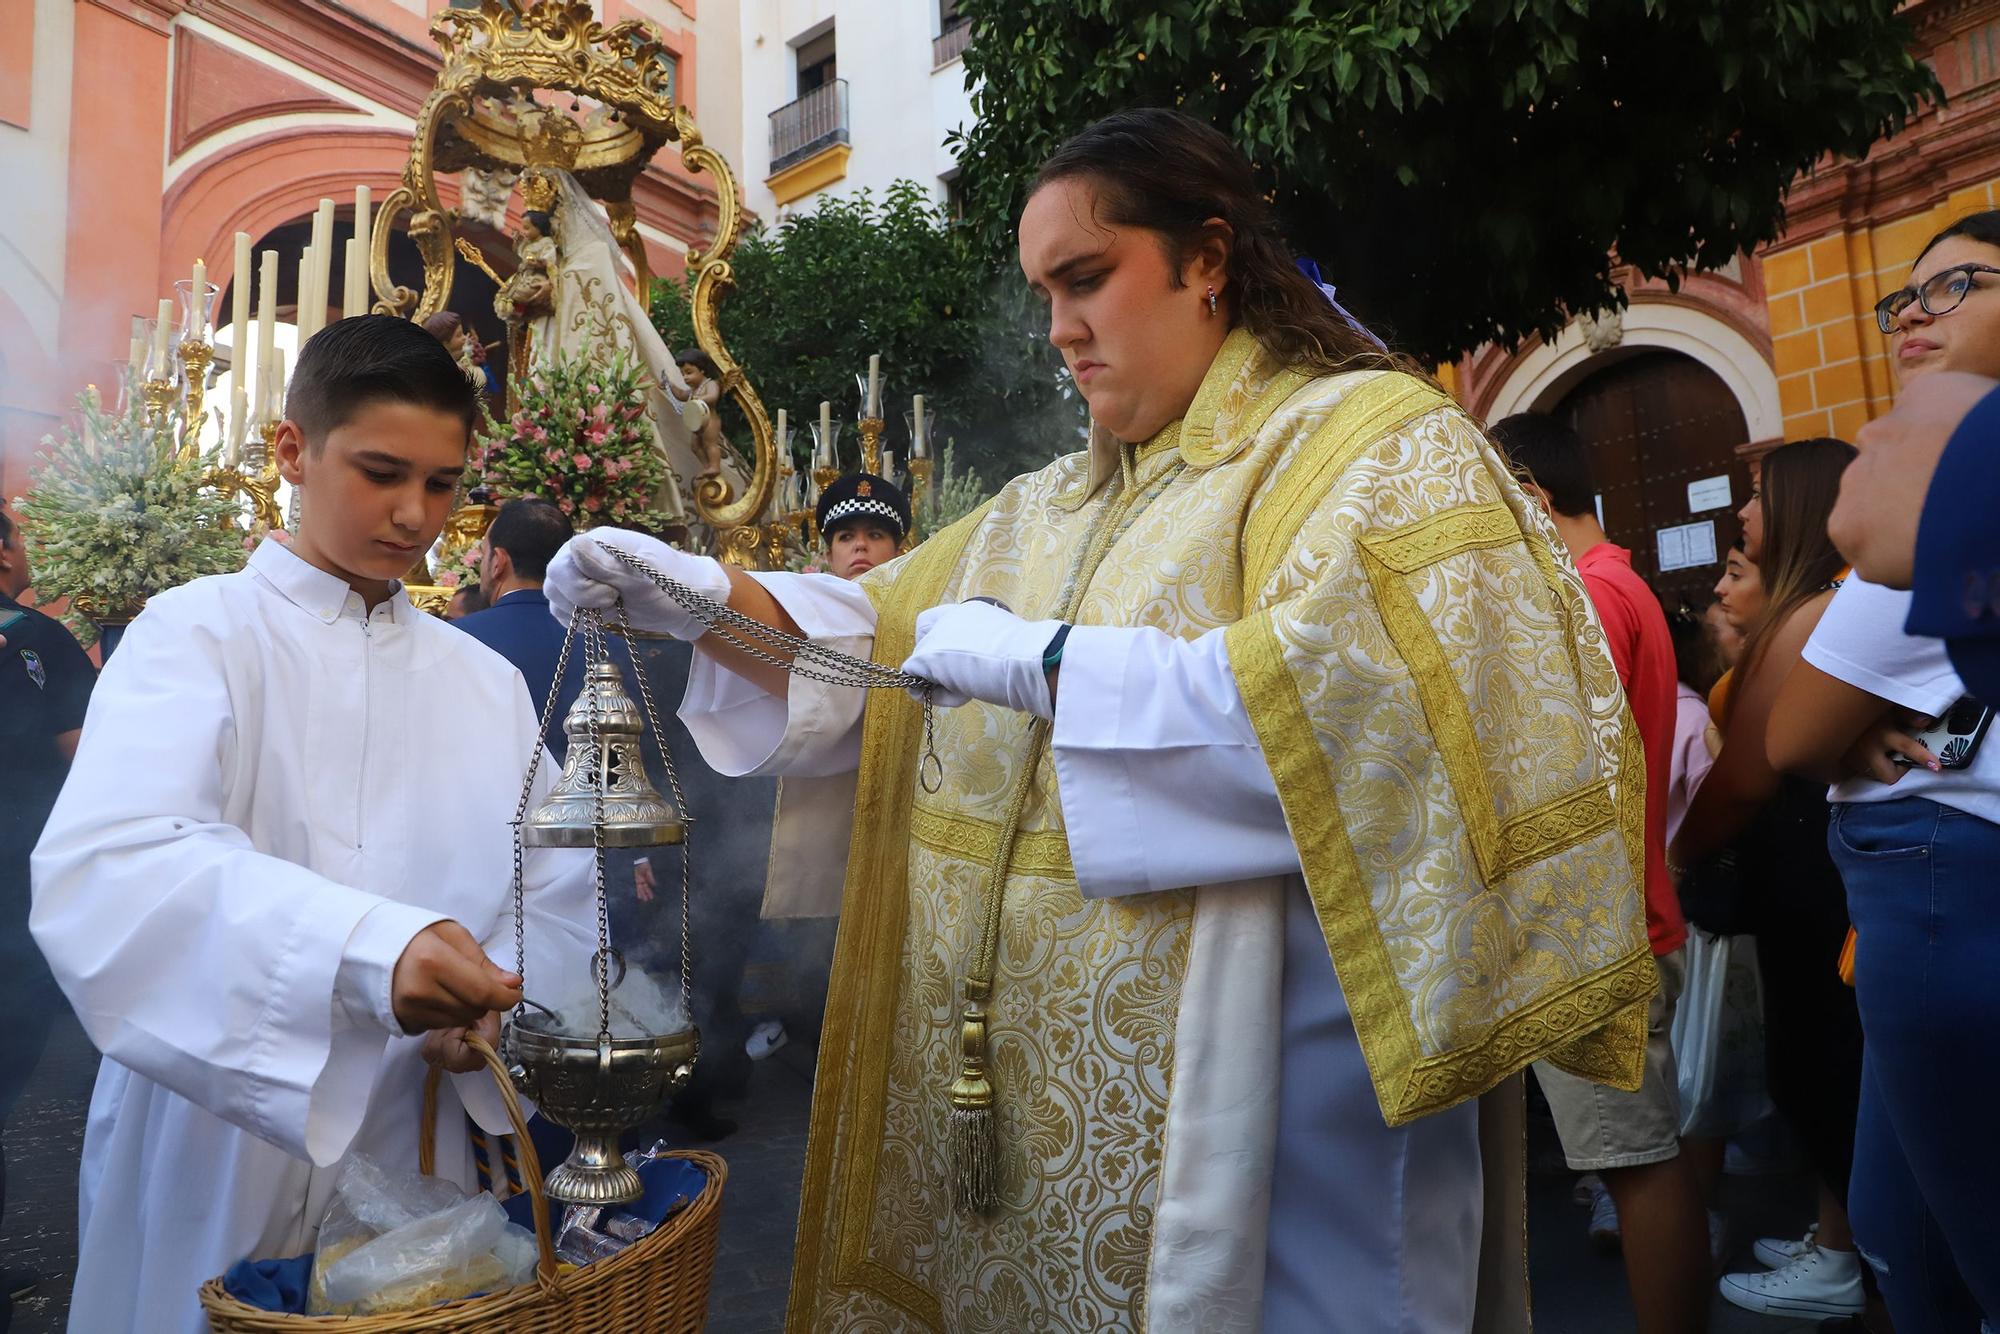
[948,992,999,1213]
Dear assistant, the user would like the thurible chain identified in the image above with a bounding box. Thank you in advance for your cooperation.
[594,541,945,794]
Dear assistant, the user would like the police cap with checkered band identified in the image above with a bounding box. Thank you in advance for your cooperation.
[815,471,910,545]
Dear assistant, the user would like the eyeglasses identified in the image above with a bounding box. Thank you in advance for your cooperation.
[1875,263,2000,334]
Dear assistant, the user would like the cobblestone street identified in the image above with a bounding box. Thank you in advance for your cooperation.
[3,1017,1826,1334]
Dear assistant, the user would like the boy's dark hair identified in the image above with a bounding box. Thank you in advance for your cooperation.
[674,347,719,379]
[0,509,13,548]
[486,497,573,581]
[287,315,481,447]
[1487,412,1598,518]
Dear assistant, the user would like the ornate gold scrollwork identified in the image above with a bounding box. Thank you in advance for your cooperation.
[371,0,779,562]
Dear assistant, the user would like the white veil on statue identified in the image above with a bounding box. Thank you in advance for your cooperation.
[545,171,749,524]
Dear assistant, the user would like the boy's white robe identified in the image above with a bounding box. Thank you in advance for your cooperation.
[31,539,595,1334]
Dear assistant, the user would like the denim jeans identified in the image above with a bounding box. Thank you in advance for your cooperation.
[1831,798,2000,1331]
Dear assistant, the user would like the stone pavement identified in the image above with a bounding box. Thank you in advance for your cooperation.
[0,1016,1845,1334]
[646,1037,817,1334]
[660,1037,1832,1334]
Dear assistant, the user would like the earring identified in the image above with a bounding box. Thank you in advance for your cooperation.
[1206,285,1218,316]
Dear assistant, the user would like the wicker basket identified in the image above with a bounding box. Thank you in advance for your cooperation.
[199,1035,727,1333]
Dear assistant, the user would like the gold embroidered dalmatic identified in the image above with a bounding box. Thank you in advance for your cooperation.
[785,330,1653,1332]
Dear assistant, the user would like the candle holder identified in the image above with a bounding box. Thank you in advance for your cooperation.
[108,360,137,416]
[809,418,843,476]
[905,456,935,544]
[140,377,179,433]
[176,340,214,461]
[245,419,284,533]
[199,417,283,535]
[759,464,818,567]
[812,463,840,509]
[140,331,182,434]
[175,278,220,462]
[856,417,885,476]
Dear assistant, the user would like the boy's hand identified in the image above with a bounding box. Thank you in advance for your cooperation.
[391,921,522,1034]
[421,1010,503,1075]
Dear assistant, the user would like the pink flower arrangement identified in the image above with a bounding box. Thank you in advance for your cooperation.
[475,343,666,527]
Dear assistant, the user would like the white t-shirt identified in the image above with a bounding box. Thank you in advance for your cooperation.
[1801,575,2000,822]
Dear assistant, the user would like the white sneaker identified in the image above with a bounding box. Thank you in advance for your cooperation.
[1751,1223,1818,1270]
[1718,1246,1865,1319]
[745,1020,788,1061]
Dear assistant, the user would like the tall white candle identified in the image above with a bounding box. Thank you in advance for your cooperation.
[912,394,926,459]
[353,185,371,305]
[308,198,336,335]
[187,258,206,335]
[819,400,832,464]
[128,335,146,375]
[231,232,252,379]
[267,347,287,420]
[257,250,278,367]
[342,236,364,319]
[866,354,881,417]
[294,250,314,343]
[294,250,313,344]
[227,386,248,467]
[151,298,174,371]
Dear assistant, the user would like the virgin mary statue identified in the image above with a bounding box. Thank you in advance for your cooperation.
[536,170,749,528]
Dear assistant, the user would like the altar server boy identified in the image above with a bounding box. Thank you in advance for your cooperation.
[31,316,594,1334]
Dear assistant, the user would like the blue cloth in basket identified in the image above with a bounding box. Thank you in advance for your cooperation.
[628,1156,705,1227]
[501,1155,705,1238]
[221,1254,313,1314]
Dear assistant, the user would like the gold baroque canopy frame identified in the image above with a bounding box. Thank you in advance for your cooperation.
[370,0,778,550]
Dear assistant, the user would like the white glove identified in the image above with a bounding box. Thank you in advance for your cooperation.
[544,527,732,641]
[900,600,1066,720]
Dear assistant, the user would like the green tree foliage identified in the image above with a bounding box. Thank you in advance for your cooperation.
[950,0,1939,362]
[651,181,1082,486]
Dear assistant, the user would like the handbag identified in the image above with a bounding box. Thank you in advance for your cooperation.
[1675,846,1755,937]
[1670,928,1775,1138]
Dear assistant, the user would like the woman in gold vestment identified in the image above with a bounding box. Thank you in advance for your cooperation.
[549,110,1653,1333]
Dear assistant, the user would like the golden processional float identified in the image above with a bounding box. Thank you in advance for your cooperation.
[365,0,790,611]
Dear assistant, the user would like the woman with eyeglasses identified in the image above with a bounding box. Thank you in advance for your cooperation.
[1871,211,2000,371]
[1767,210,2000,1331]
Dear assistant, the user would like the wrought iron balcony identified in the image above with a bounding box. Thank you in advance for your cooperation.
[933,19,971,68]
[770,79,850,172]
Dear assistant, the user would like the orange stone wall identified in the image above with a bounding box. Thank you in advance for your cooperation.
[1756,0,2000,441]
[1762,177,2000,441]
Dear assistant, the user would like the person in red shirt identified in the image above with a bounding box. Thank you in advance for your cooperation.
[1492,414,1709,1334]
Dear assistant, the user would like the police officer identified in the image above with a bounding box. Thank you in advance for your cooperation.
[0,507,94,1311]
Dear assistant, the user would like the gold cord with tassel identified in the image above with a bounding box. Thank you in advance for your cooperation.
[944,446,1182,1215]
[948,982,999,1211]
